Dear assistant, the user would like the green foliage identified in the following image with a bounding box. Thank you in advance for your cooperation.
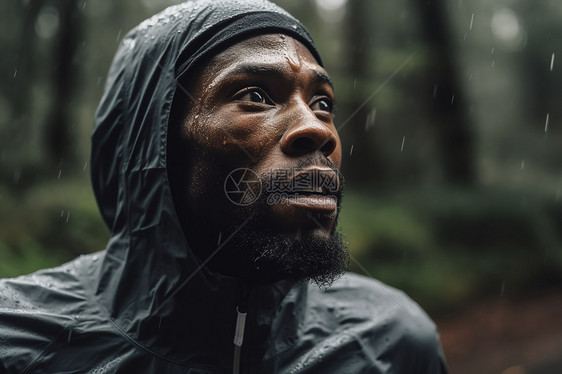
[0,181,108,278]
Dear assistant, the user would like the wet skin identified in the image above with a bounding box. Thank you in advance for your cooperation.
[176,34,342,267]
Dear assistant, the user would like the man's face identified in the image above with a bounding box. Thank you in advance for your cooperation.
[173,34,347,283]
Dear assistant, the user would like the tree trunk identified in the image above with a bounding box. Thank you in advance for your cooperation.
[413,0,476,185]
[44,0,82,167]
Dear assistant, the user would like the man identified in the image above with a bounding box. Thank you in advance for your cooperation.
[0,0,448,372]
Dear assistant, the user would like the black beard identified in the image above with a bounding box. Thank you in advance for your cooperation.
[248,228,349,288]
[213,211,349,287]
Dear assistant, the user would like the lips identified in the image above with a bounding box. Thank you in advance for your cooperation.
[281,193,338,212]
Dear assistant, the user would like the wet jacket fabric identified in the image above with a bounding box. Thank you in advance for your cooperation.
[0,1,448,373]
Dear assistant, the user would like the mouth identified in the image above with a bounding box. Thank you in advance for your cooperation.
[280,193,338,212]
[265,166,341,213]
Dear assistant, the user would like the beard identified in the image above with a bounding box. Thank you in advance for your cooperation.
[230,218,349,287]
[209,177,350,287]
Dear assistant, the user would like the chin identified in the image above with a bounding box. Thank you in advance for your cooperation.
[223,208,349,286]
[265,202,338,237]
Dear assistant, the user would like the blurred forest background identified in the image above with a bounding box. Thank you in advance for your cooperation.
[1,0,561,372]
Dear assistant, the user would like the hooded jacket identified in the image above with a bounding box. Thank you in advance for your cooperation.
[0,1,448,373]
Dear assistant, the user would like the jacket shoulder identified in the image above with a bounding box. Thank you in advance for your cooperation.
[304,272,448,373]
[0,255,96,372]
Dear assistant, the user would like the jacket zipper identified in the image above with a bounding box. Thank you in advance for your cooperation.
[233,285,249,374]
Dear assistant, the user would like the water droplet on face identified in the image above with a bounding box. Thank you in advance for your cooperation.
[283,37,302,72]
[285,55,300,71]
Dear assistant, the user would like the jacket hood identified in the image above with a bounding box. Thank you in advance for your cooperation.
[90,0,321,365]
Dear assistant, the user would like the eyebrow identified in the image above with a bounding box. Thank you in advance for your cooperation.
[225,63,334,91]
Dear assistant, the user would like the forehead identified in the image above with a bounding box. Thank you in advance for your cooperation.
[200,33,328,82]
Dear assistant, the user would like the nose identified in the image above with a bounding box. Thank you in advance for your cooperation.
[280,113,339,158]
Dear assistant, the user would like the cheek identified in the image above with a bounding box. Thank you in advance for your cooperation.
[194,109,280,166]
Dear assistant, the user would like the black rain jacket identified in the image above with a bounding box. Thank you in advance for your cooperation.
[0,1,449,372]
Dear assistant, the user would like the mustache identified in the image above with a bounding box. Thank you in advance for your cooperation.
[260,157,345,197]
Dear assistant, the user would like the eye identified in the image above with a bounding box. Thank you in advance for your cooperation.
[235,88,273,105]
[310,97,334,114]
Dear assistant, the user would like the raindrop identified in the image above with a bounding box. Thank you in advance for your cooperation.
[217,232,222,245]
[58,169,62,180]
[433,85,438,98]
[520,160,525,170]
[364,108,376,131]
[550,53,555,71]
[544,113,550,133]
[500,281,505,296]
[67,328,72,342]
[451,94,455,104]
[66,211,70,223]
[400,136,406,152]
[116,30,122,43]
[349,145,354,156]
[353,79,357,89]
[469,13,475,30]
[13,70,17,78]
[96,76,101,86]
[83,161,88,171]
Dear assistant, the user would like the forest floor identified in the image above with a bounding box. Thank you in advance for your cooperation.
[436,291,562,374]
